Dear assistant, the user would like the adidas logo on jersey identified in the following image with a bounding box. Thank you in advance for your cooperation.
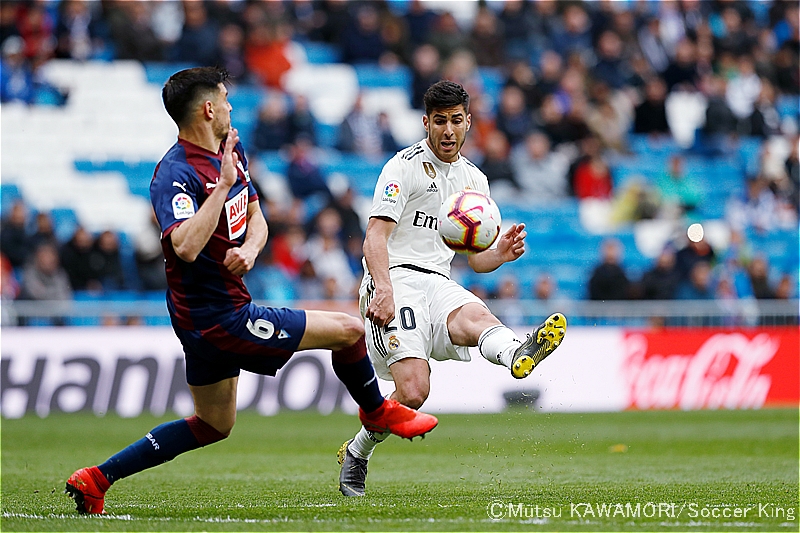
[427,182,438,193]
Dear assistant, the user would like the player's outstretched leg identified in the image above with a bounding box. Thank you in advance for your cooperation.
[337,439,369,497]
[65,415,227,514]
[331,335,437,440]
[510,313,567,379]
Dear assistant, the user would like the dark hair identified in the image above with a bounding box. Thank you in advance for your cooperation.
[162,67,229,127]
[423,80,470,116]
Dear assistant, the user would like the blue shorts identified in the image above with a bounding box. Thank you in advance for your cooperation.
[171,303,307,386]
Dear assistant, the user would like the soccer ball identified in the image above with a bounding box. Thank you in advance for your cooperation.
[438,190,502,254]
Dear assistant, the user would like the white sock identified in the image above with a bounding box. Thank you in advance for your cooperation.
[478,325,521,368]
[348,426,390,460]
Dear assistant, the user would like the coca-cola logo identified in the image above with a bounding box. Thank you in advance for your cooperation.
[623,333,780,410]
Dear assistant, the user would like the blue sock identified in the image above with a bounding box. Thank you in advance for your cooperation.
[97,417,224,484]
[332,355,384,413]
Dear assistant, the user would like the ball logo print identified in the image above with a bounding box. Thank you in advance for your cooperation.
[438,190,502,254]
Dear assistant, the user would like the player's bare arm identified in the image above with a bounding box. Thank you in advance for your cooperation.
[171,128,240,262]
[224,200,267,276]
[468,223,527,273]
[363,216,396,328]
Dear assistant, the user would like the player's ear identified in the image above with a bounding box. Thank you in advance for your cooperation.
[422,114,429,133]
[203,100,214,121]
[466,113,472,131]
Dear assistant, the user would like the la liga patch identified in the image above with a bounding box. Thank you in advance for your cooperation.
[172,193,195,219]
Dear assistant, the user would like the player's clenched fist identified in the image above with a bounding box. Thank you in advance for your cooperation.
[223,246,255,276]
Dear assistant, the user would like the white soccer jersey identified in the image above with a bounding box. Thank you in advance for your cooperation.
[368,139,490,277]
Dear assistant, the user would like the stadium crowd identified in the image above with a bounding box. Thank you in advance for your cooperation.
[1,0,798,322]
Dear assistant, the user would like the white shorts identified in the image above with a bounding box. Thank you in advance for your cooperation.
[359,266,487,381]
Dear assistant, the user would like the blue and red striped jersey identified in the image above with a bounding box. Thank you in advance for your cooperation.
[150,138,259,330]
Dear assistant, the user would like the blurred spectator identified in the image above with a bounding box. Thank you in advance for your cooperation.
[663,39,700,92]
[536,50,564,97]
[135,214,167,292]
[379,13,411,66]
[634,77,670,135]
[410,44,441,110]
[285,136,331,200]
[428,11,467,61]
[611,180,660,224]
[775,275,795,300]
[404,0,436,47]
[252,95,292,152]
[325,187,364,243]
[478,130,517,192]
[341,4,384,64]
[536,94,572,146]
[676,261,715,299]
[675,236,716,282]
[0,2,20,45]
[91,230,125,291]
[316,0,350,45]
[725,55,761,128]
[289,94,317,144]
[20,243,72,301]
[572,152,613,200]
[510,131,568,202]
[30,212,57,251]
[505,60,542,111]
[304,207,355,298]
[641,247,681,300]
[533,274,556,301]
[17,2,55,63]
[170,2,218,65]
[498,0,533,61]
[1,200,29,268]
[747,256,775,299]
[588,239,630,300]
[55,0,106,61]
[337,93,396,157]
[773,44,800,95]
[727,176,787,233]
[495,85,533,147]
[107,1,163,61]
[638,17,670,73]
[585,83,629,153]
[592,30,630,90]
[1,253,20,325]
[377,112,400,154]
[714,7,755,57]
[469,6,505,67]
[491,274,524,327]
[551,4,593,64]
[60,226,97,291]
[700,75,738,151]
[747,79,781,138]
[441,49,482,95]
[0,36,34,104]
[245,20,294,89]
[212,23,248,82]
[656,154,703,216]
[785,139,800,213]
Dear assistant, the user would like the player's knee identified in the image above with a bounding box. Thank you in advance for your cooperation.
[186,414,233,443]
[338,314,365,347]
[394,383,429,410]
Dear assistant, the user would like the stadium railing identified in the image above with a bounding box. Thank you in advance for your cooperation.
[3,299,797,328]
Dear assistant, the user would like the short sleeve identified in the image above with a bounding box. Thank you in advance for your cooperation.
[150,164,201,237]
[369,156,409,222]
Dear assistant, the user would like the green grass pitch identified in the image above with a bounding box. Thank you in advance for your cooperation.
[2,409,797,531]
